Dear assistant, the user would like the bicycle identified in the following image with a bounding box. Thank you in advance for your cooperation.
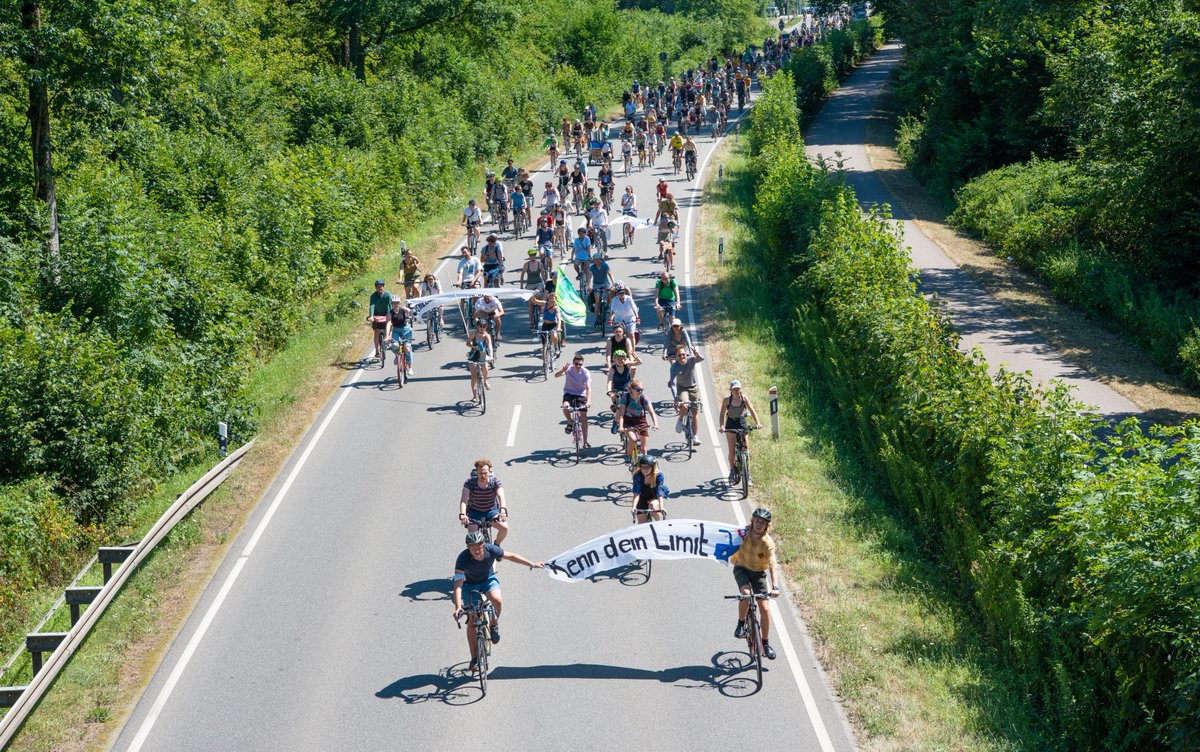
[724,593,770,686]
[672,150,682,176]
[592,286,609,336]
[727,426,759,499]
[685,154,697,181]
[425,310,442,351]
[630,504,666,578]
[677,399,701,458]
[495,203,510,234]
[512,207,527,238]
[466,223,480,253]
[566,405,587,463]
[456,592,497,694]
[539,329,558,378]
[621,211,636,247]
[590,225,608,258]
[463,517,494,543]
[388,335,412,388]
[467,355,491,414]
[370,317,388,365]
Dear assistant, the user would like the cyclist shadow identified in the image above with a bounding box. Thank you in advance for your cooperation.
[398,578,451,602]
[486,652,762,697]
[504,448,578,469]
[586,562,650,587]
[672,479,741,502]
[375,667,483,706]
[425,400,485,417]
[564,481,630,505]
[334,358,378,371]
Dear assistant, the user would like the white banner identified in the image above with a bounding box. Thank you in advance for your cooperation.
[406,287,534,321]
[607,215,656,231]
[544,519,746,582]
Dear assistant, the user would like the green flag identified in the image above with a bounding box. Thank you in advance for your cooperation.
[555,273,587,326]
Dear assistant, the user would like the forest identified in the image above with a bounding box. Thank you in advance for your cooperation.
[876,0,1200,384]
[0,0,768,640]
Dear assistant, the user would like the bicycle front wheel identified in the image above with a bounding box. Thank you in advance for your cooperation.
[476,628,489,695]
[748,609,763,686]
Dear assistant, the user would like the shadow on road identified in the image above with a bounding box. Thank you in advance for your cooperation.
[375,667,482,706]
[486,652,764,697]
[564,481,629,505]
[399,578,451,602]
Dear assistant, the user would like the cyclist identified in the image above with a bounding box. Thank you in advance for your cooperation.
[555,159,571,197]
[511,184,527,231]
[683,134,698,174]
[466,318,493,398]
[518,170,535,223]
[571,227,593,276]
[668,346,705,442]
[621,137,633,169]
[418,272,444,329]
[631,455,668,522]
[452,530,544,673]
[663,317,694,360]
[501,158,519,190]
[606,321,640,370]
[569,163,587,208]
[606,349,637,429]
[615,380,659,462]
[531,289,562,355]
[366,279,392,362]
[555,352,592,448]
[608,282,640,345]
[534,217,555,265]
[731,507,781,661]
[461,199,482,248]
[654,271,679,327]
[480,235,505,287]
[544,132,560,163]
[542,182,562,212]
[718,379,763,478]
[520,248,548,292]
[587,201,609,255]
[473,293,504,343]
[587,253,613,317]
[597,163,615,207]
[455,246,482,289]
[458,458,509,544]
[656,177,669,201]
[399,248,422,299]
[669,131,685,168]
[621,185,637,217]
[386,297,415,379]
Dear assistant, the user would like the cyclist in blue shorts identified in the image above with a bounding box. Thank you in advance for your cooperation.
[453,530,544,672]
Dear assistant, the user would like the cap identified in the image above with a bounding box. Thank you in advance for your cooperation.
[528,249,538,256]
[374,279,385,286]
[671,318,682,326]
[730,379,742,389]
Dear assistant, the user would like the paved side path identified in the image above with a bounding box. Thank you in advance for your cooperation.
[804,43,1139,417]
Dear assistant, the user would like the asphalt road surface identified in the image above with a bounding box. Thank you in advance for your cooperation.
[805,43,1138,417]
[114,79,858,751]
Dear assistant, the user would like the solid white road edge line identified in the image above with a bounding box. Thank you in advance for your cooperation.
[125,361,370,750]
[680,102,839,752]
[506,405,522,447]
[125,556,247,752]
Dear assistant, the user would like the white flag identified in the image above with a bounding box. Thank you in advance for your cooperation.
[544,519,746,582]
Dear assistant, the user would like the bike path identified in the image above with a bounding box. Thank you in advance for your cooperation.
[113,83,856,752]
[804,43,1138,416]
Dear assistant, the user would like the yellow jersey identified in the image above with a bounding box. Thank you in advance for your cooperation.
[669,135,684,150]
[730,531,776,572]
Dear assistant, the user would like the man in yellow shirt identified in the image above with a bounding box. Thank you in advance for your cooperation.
[730,507,781,660]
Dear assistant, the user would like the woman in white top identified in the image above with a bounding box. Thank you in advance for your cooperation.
[419,273,444,326]
[621,186,637,216]
[607,282,640,345]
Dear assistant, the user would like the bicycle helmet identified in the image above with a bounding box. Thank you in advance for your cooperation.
[465,530,486,545]
[751,507,772,522]
[592,252,605,260]
[614,281,627,292]
[639,455,655,467]
[528,248,538,256]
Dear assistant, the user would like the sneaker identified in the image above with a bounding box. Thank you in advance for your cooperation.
[693,438,701,447]
[763,641,777,660]
[734,620,746,639]
[610,421,618,434]
[490,623,501,644]
[675,417,683,433]
[468,657,479,674]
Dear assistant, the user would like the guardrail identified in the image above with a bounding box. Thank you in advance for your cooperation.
[0,440,254,747]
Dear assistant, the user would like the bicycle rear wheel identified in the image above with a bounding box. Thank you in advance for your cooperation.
[747,608,763,686]
[740,452,750,499]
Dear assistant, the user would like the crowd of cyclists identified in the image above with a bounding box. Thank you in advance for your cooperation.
[366,38,814,675]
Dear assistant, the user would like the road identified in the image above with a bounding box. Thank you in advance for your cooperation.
[804,43,1139,417]
[113,81,858,750]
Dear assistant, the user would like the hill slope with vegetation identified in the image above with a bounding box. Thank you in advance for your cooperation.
[877,0,1200,386]
[0,0,766,643]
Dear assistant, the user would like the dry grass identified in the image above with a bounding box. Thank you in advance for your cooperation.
[691,136,1051,750]
[862,80,1200,424]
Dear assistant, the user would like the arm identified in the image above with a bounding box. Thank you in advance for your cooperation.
[452,574,465,616]
[459,485,470,523]
[496,487,508,521]
[647,398,659,429]
[500,551,544,570]
[718,396,728,429]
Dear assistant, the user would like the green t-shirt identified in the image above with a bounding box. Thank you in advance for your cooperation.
[655,278,678,302]
[369,290,393,316]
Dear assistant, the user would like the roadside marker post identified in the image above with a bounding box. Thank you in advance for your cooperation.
[769,385,779,440]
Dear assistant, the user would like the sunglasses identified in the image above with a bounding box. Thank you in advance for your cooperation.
[630,386,643,392]
[573,360,583,365]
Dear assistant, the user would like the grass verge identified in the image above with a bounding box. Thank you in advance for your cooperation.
[693,136,1052,750]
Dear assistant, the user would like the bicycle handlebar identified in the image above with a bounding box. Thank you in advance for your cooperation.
[724,593,772,600]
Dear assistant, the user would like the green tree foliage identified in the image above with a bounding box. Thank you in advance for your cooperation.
[0,0,768,635]
[879,0,1200,382]
[750,65,1200,751]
